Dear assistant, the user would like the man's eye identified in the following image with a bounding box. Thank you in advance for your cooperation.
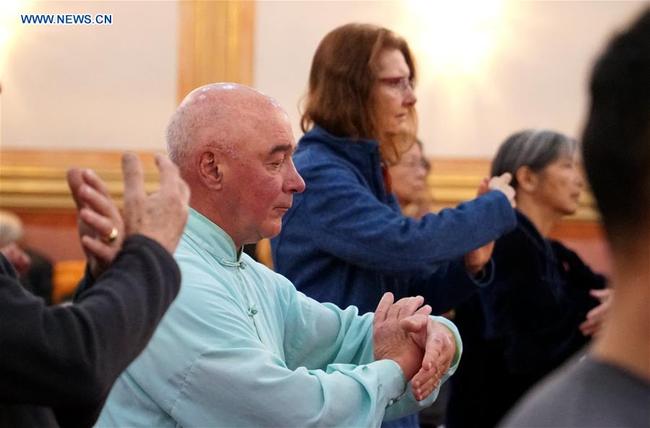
[270,159,285,168]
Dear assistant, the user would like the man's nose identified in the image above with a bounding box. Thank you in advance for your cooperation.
[285,159,306,194]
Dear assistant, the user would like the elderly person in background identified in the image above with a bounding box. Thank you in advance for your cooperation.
[447,130,611,428]
[0,210,54,303]
[389,143,452,428]
[97,83,462,428]
[0,211,33,277]
[0,211,24,247]
[388,140,433,219]
[271,23,516,428]
[0,153,189,427]
[503,8,650,425]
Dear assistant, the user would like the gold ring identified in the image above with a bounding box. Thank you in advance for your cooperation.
[105,227,118,243]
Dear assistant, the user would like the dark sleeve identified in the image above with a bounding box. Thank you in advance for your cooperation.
[298,161,516,276]
[482,234,601,374]
[408,258,495,315]
[0,235,180,410]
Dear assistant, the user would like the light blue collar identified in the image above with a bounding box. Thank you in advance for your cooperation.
[184,208,242,264]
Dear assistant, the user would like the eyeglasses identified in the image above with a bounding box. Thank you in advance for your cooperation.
[377,76,414,93]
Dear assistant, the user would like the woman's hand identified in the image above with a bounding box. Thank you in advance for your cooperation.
[580,288,613,336]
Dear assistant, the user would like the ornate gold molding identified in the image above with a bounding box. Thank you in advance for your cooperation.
[0,151,599,222]
[177,0,255,102]
[0,150,159,210]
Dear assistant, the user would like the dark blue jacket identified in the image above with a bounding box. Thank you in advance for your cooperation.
[447,210,606,428]
[273,126,516,315]
[480,211,605,373]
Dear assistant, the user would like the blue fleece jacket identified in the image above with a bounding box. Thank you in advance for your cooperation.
[272,126,516,428]
[273,126,516,314]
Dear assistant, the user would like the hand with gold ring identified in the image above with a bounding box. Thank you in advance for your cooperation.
[103,226,119,244]
[67,167,125,278]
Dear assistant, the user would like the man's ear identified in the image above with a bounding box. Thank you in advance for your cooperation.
[515,165,538,193]
[198,151,223,190]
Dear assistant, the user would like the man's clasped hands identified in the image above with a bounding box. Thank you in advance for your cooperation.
[373,292,456,402]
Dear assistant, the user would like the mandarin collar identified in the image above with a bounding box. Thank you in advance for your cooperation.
[184,208,242,263]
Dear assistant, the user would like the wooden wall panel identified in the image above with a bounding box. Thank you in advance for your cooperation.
[1,151,609,272]
[0,150,159,262]
[10,209,82,261]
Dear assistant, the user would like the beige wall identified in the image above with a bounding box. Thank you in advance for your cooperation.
[2,1,646,157]
[2,1,177,151]
[253,1,647,157]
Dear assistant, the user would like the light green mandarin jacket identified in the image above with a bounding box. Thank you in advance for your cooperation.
[97,208,462,428]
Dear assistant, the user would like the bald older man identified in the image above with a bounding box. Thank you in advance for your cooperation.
[97,83,462,428]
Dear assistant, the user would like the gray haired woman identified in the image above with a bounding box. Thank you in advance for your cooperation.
[446,129,612,428]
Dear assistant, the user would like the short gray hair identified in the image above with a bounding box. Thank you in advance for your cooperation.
[166,83,269,168]
[0,210,23,247]
[491,129,577,189]
[166,101,197,167]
